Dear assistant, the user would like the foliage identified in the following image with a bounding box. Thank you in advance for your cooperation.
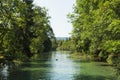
[0,0,55,61]
[69,0,120,75]
[56,38,75,51]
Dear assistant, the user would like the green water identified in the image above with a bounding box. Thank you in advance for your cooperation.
[0,51,117,80]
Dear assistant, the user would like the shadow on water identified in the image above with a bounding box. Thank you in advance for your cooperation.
[8,52,53,80]
[0,61,18,80]
[9,70,31,80]
[8,63,50,80]
[1,62,31,80]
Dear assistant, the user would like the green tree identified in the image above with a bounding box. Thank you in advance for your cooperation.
[0,0,55,61]
[69,0,120,74]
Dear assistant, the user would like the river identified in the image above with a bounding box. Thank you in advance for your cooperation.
[0,51,117,80]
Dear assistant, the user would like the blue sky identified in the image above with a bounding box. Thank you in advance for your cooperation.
[33,0,75,37]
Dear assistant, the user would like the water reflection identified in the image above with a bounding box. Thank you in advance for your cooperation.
[50,51,76,80]
[0,64,9,80]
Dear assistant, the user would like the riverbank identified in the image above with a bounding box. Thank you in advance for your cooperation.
[70,52,93,61]
[70,52,120,80]
[70,51,120,80]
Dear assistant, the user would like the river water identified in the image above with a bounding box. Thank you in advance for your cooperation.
[0,51,116,80]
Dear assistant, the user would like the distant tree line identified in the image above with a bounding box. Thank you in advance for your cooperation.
[0,0,55,62]
[56,38,75,51]
[67,0,120,75]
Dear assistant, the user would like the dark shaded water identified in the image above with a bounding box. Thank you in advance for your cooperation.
[0,51,117,80]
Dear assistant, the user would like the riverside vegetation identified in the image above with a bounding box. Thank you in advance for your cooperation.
[57,0,120,78]
[0,0,120,79]
[0,0,55,63]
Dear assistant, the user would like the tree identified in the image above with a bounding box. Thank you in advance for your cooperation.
[69,0,120,74]
[0,0,55,61]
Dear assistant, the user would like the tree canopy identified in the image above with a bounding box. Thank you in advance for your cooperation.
[69,0,120,75]
[0,0,55,61]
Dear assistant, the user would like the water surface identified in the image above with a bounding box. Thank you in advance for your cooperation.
[0,51,116,80]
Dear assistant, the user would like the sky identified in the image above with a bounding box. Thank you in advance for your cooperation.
[33,0,75,37]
